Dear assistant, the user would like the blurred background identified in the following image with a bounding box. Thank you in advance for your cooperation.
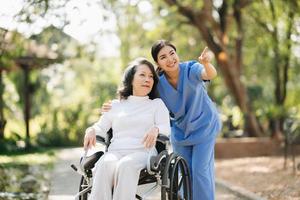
[0,0,299,199]
[0,0,300,200]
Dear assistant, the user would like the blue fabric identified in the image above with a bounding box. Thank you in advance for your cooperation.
[157,61,222,145]
[173,136,216,200]
[157,60,222,200]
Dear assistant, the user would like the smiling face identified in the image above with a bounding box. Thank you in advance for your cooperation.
[156,45,180,73]
[132,64,154,97]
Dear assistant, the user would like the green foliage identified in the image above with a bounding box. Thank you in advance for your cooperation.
[30,25,79,58]
[243,0,299,118]
[0,30,27,69]
[1,0,300,148]
[2,30,120,149]
[36,106,88,147]
[0,138,20,153]
[7,71,25,109]
[33,56,119,147]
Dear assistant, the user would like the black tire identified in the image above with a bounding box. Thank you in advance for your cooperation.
[78,176,90,200]
[170,156,192,200]
[161,153,192,200]
[161,153,176,200]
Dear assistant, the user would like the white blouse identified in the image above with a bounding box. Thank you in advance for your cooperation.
[92,95,171,151]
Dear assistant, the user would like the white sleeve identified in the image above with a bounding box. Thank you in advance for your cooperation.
[154,99,171,136]
[91,99,119,137]
[91,113,112,138]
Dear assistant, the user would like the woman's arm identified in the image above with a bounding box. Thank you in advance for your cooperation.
[198,47,217,80]
[153,99,171,135]
[83,109,112,150]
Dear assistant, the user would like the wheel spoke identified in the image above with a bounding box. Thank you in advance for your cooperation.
[178,175,183,190]
[78,175,91,200]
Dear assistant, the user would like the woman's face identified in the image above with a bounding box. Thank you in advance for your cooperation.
[132,64,154,96]
[156,45,180,73]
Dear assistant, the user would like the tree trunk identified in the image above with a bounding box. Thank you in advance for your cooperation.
[270,118,284,141]
[22,65,31,148]
[216,56,262,137]
[163,0,262,137]
[0,69,6,139]
[0,30,8,140]
[268,0,294,140]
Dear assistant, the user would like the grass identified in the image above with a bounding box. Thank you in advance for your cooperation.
[0,147,56,168]
[0,147,58,197]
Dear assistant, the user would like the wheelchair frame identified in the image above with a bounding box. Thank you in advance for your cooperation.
[71,132,192,200]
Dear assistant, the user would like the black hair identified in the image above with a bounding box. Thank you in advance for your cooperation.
[151,40,177,62]
[118,57,159,100]
[151,40,177,75]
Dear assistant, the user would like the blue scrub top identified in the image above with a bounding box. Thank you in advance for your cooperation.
[157,61,222,146]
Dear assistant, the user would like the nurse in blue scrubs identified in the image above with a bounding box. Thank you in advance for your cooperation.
[151,40,222,200]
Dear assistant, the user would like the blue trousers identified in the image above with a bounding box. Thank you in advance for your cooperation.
[172,136,216,200]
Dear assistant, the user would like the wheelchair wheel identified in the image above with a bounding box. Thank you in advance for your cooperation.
[161,153,192,200]
[78,175,90,200]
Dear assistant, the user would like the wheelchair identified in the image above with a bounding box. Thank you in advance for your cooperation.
[71,130,192,200]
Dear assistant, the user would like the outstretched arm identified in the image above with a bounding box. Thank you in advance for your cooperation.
[198,47,217,80]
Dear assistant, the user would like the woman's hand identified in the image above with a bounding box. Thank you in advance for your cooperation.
[83,127,96,150]
[198,47,217,80]
[198,47,213,65]
[143,127,159,148]
[101,100,112,114]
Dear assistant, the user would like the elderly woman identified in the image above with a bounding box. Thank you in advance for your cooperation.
[83,57,170,200]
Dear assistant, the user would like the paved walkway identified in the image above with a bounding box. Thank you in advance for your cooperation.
[48,148,83,200]
[48,147,245,200]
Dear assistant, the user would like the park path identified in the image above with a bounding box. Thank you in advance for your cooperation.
[48,147,243,200]
[48,148,83,200]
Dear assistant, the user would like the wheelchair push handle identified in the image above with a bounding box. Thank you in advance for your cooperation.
[71,164,78,172]
[70,149,88,176]
[79,149,88,172]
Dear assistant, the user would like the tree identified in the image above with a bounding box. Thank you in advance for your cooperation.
[0,29,9,139]
[102,0,158,69]
[159,0,262,136]
[248,0,299,139]
[0,29,26,140]
[1,0,67,147]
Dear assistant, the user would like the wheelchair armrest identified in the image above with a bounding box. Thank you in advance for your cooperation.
[147,150,168,174]
[157,134,169,144]
[96,130,112,147]
[96,135,106,145]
